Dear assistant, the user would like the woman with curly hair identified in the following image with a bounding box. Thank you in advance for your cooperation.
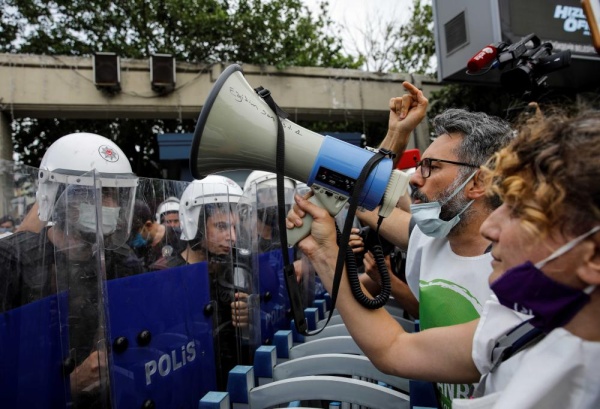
[288,110,600,408]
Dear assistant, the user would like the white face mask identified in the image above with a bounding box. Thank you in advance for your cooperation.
[77,203,121,236]
[410,171,477,238]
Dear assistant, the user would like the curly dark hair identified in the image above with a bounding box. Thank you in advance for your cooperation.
[483,110,600,238]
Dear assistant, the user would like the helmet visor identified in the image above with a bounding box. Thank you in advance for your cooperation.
[51,171,136,250]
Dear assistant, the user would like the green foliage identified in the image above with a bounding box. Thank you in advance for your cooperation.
[1,0,358,67]
[1,0,360,176]
[347,0,434,74]
[390,0,435,75]
[226,0,359,69]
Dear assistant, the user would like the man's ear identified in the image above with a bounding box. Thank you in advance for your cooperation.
[143,220,153,229]
[466,170,487,200]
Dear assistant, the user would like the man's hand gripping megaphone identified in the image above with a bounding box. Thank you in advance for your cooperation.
[285,81,428,248]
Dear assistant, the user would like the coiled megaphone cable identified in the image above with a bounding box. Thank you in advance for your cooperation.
[309,150,391,336]
[337,222,391,310]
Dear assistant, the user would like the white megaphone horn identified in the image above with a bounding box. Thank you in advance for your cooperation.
[190,64,410,246]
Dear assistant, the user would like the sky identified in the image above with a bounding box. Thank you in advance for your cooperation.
[303,0,414,49]
[302,0,417,71]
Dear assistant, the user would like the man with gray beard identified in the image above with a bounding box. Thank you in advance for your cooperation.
[357,98,513,408]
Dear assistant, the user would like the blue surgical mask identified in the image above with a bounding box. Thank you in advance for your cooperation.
[0,227,11,234]
[129,232,150,248]
[410,171,477,238]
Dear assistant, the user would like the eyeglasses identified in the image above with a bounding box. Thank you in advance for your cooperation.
[415,158,479,179]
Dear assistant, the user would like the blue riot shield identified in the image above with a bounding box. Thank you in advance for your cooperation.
[106,262,216,408]
[0,292,70,407]
[0,164,258,408]
[258,248,295,343]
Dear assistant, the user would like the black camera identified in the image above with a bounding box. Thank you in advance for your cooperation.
[497,34,571,95]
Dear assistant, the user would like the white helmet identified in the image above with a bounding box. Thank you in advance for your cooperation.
[242,171,297,208]
[37,132,138,222]
[179,175,243,241]
[155,196,180,223]
[243,171,296,192]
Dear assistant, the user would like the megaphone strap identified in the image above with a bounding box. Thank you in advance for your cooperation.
[255,86,289,120]
[255,84,309,334]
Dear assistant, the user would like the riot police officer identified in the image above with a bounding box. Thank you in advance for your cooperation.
[152,175,251,389]
[0,133,141,408]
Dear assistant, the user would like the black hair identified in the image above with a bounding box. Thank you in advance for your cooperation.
[0,215,15,226]
[131,200,153,233]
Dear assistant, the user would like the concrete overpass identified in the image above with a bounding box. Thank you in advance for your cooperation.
[0,53,441,162]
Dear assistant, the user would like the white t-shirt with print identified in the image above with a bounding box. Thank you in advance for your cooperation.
[405,226,493,330]
[405,226,493,407]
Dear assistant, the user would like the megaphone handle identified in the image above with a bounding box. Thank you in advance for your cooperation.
[286,195,323,247]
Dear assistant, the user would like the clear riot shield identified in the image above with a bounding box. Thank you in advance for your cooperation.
[0,161,70,407]
[0,160,40,236]
[52,172,114,409]
[0,164,139,408]
[110,176,256,398]
[185,178,257,390]
[238,179,316,344]
[105,175,230,406]
[132,178,188,272]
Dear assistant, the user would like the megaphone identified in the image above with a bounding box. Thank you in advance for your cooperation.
[191,64,409,245]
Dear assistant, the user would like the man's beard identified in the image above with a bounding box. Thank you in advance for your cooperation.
[410,177,472,222]
[410,187,429,203]
[437,176,473,223]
